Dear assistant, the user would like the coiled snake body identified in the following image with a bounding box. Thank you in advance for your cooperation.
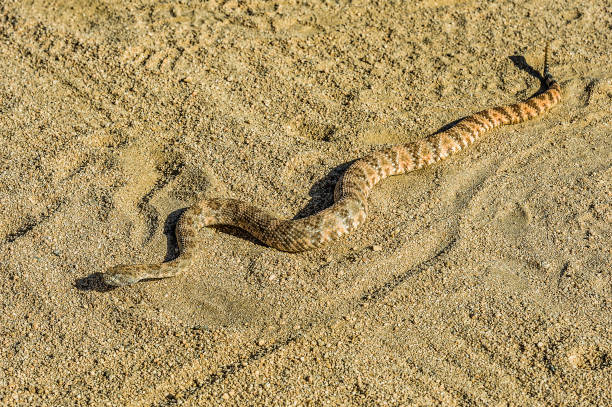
[104,47,561,286]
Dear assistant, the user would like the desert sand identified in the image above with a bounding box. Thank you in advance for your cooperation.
[0,0,610,405]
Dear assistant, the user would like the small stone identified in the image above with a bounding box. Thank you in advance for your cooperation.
[222,393,230,400]
[372,245,382,252]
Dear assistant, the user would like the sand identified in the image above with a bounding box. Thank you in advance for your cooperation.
[0,0,610,405]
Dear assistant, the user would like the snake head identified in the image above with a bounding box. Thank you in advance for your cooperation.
[102,265,145,287]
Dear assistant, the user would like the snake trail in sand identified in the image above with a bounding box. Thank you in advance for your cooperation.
[103,46,562,286]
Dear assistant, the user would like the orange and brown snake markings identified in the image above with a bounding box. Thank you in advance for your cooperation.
[103,46,561,286]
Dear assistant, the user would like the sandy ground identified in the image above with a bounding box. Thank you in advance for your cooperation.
[0,0,610,405]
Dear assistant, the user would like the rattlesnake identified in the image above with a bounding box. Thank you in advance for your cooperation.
[103,46,561,286]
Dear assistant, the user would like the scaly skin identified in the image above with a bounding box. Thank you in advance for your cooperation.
[103,46,561,286]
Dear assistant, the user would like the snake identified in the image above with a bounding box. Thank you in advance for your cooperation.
[103,46,561,286]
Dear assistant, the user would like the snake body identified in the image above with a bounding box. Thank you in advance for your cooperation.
[103,48,561,286]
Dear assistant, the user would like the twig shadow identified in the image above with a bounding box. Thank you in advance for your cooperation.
[509,55,548,92]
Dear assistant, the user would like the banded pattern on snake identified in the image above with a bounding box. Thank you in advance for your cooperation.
[103,47,561,286]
